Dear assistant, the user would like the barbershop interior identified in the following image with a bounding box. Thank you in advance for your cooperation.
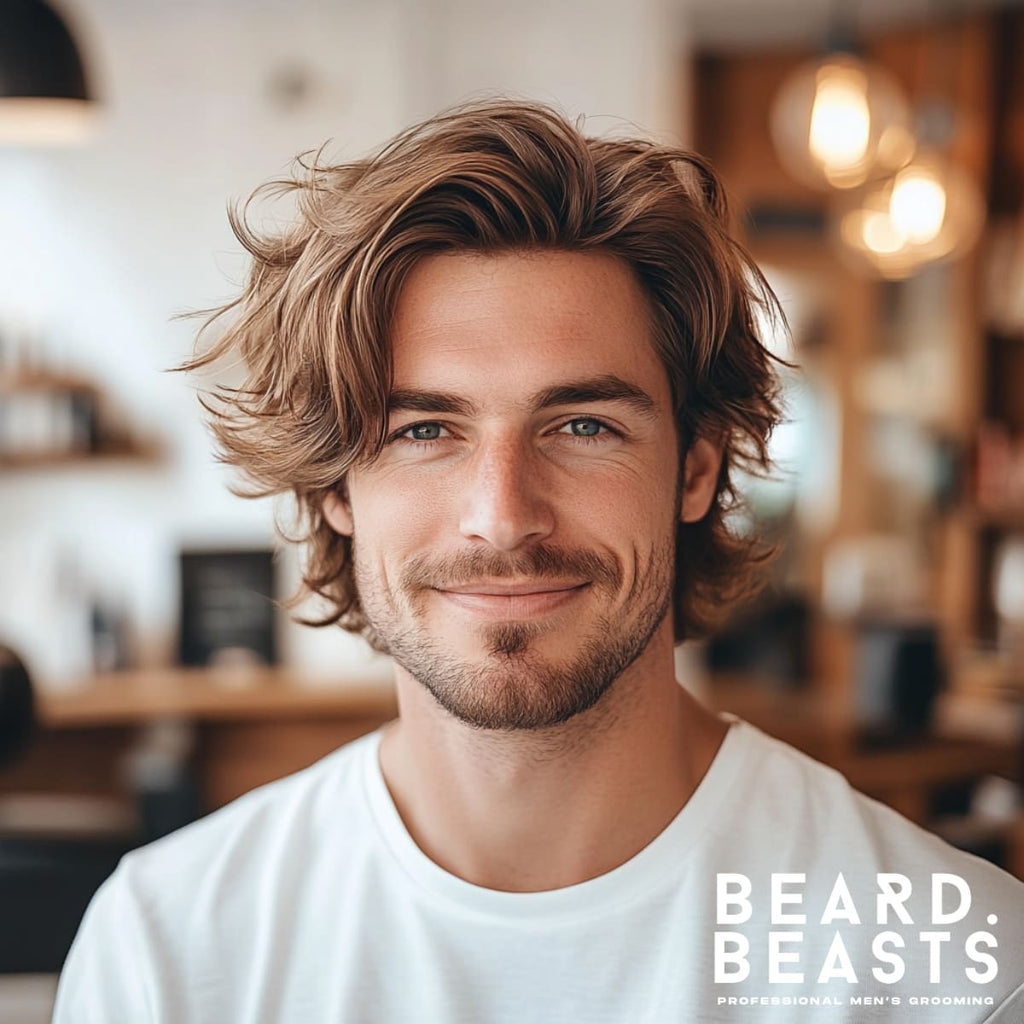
[2,0,1024,1016]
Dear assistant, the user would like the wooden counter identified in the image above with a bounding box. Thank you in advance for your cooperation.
[707,677,1021,825]
[5,669,1018,834]
[37,667,397,728]
[7,668,398,811]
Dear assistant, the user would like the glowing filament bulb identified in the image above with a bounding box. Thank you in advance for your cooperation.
[861,210,906,254]
[889,167,947,244]
[808,67,871,173]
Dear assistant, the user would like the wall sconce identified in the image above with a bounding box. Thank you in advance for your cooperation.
[0,0,98,145]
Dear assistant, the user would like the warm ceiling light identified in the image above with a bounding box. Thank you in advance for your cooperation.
[0,0,98,146]
[889,164,948,245]
[835,149,985,279]
[808,65,871,173]
[860,210,905,255]
[771,53,913,191]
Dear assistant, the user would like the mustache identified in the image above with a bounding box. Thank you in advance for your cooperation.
[400,545,621,592]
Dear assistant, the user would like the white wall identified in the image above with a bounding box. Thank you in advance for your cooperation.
[0,0,691,686]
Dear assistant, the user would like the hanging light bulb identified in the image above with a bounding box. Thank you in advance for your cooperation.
[771,53,914,191]
[860,209,906,255]
[835,148,985,279]
[808,64,871,173]
[838,192,916,278]
[889,164,947,244]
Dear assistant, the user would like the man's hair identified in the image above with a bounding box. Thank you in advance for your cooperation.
[184,100,785,646]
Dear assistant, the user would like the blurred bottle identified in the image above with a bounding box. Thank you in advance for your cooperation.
[89,598,131,673]
[123,720,200,841]
[51,549,93,684]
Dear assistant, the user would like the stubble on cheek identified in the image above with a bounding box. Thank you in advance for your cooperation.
[345,522,678,732]
[356,548,571,662]
[349,538,408,658]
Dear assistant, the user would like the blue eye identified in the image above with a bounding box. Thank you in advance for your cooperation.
[563,418,605,437]
[406,423,445,441]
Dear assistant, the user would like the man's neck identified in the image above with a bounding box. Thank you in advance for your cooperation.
[377,632,729,892]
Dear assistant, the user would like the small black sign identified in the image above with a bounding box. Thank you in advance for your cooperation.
[178,549,277,666]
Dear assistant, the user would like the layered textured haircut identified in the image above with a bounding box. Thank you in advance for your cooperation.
[184,100,784,646]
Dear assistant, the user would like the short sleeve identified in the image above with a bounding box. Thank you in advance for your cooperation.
[51,864,155,1024]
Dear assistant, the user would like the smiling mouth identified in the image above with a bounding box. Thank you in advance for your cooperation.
[433,582,589,618]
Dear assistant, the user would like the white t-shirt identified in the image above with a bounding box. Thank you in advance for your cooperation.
[53,719,1024,1023]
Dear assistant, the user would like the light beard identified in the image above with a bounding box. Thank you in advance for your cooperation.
[354,540,676,732]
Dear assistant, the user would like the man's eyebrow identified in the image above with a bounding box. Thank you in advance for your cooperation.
[531,375,658,418]
[386,390,477,416]
[385,375,659,419]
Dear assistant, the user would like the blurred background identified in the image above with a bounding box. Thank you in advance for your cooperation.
[2,0,1024,1017]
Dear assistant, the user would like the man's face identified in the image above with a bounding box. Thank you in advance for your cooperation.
[325,250,714,731]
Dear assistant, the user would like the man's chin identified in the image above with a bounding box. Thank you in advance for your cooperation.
[423,670,608,733]
[387,617,653,731]
[431,625,566,667]
[480,620,545,657]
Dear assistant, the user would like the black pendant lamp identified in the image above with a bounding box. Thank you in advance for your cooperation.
[0,0,97,145]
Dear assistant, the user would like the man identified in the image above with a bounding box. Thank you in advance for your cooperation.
[55,102,1024,1022]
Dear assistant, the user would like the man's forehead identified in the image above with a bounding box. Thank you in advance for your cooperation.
[387,249,670,404]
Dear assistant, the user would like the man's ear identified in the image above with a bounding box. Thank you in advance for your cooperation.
[680,436,725,523]
[323,489,354,537]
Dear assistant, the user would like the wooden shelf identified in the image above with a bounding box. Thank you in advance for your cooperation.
[972,509,1024,531]
[0,370,97,396]
[0,439,162,470]
[37,666,398,729]
[959,505,1024,531]
[0,369,162,471]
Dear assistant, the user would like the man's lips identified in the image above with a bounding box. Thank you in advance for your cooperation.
[436,581,587,596]
[431,581,589,617]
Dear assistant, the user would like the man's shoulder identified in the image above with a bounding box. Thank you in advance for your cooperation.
[708,721,1024,1019]
[720,719,1024,901]
[53,729,383,1020]
[118,728,379,901]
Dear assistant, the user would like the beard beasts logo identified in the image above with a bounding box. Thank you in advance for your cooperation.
[714,872,1000,988]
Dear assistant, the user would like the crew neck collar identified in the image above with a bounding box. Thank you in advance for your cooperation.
[360,715,755,922]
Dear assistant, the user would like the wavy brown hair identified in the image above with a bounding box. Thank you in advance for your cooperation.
[182,100,786,646]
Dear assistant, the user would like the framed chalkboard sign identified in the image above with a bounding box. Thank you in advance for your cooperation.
[178,549,278,667]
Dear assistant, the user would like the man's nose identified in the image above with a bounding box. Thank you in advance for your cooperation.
[458,439,555,551]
